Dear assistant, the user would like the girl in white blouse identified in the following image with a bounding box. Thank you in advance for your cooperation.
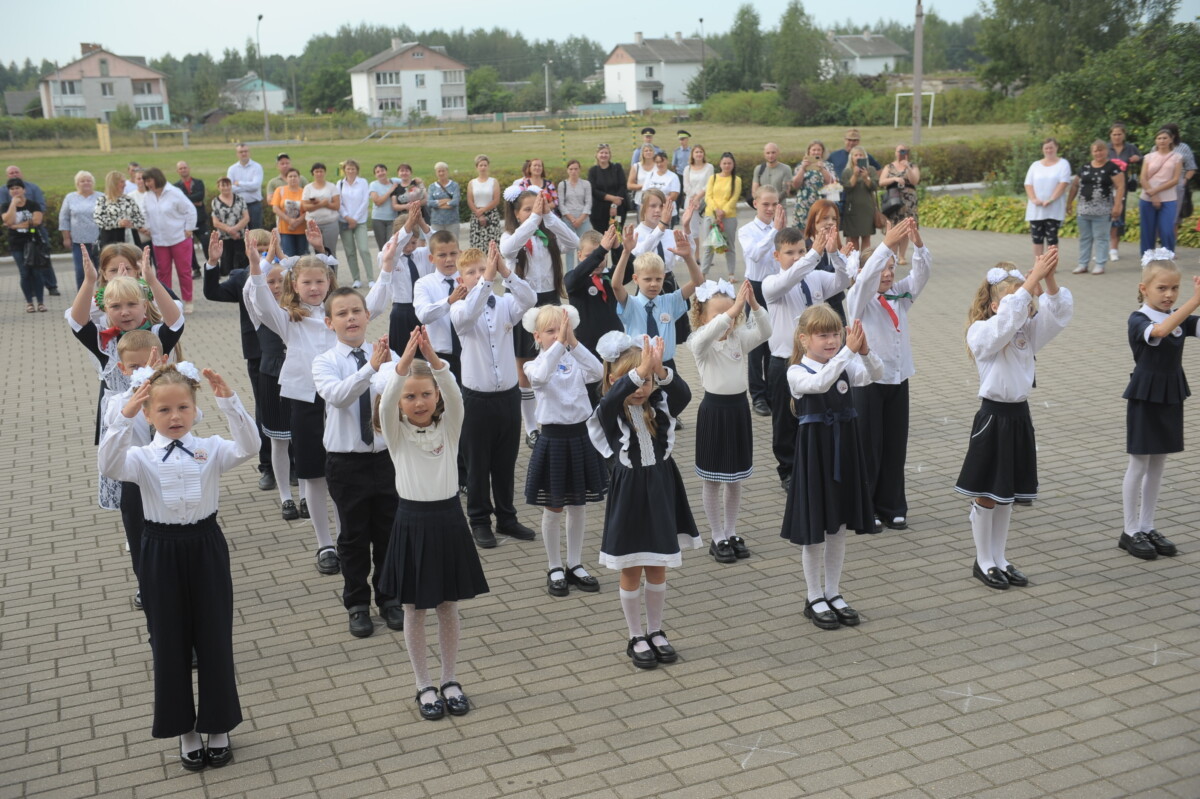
[521,305,608,597]
[98,363,259,771]
[688,279,770,563]
[377,327,488,721]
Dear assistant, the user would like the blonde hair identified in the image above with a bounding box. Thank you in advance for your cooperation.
[117,329,162,360]
[245,228,271,249]
[965,266,1025,359]
[104,275,161,326]
[280,256,337,322]
[98,243,142,285]
[104,170,125,199]
[531,304,564,335]
[633,253,665,276]
[372,361,444,431]
[849,146,867,162]
[1138,258,1180,304]
[689,289,741,332]
[474,154,490,167]
[74,170,94,188]
[789,304,843,368]
[457,247,485,271]
[600,345,658,436]
[579,230,603,251]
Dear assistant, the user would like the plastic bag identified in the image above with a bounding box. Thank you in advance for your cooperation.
[706,224,728,254]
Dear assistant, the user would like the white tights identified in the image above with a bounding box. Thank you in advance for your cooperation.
[404,602,461,696]
[299,477,339,550]
[701,480,743,543]
[1123,454,1166,534]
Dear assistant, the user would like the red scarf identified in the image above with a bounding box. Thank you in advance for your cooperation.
[591,275,607,302]
[99,320,152,349]
[878,294,899,330]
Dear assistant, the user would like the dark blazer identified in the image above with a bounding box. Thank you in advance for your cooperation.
[565,245,622,355]
[202,265,261,360]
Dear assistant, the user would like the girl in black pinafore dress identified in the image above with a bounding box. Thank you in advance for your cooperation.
[780,305,880,631]
[1119,256,1200,560]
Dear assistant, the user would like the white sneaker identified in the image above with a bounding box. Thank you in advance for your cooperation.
[183,301,194,313]
[352,280,362,288]
[1109,249,1120,261]
[1072,265,1088,274]
[1091,266,1105,275]
[368,280,375,288]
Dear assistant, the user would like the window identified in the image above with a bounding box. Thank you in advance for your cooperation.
[441,95,464,109]
[416,99,427,112]
[61,107,86,118]
[414,73,425,88]
[377,98,403,111]
[411,51,424,58]
[134,81,153,95]
[136,105,164,122]
[101,82,114,97]
[99,59,109,77]
[645,66,654,78]
[103,110,114,122]
[442,70,464,84]
[375,71,401,86]
[59,81,80,95]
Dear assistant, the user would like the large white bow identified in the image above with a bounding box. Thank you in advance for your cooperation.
[1141,247,1176,266]
[694,279,736,303]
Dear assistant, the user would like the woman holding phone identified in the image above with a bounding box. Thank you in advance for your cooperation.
[841,146,878,252]
[879,144,920,264]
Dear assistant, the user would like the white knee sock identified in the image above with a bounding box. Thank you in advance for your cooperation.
[520,388,537,436]
[436,602,461,697]
[270,439,293,503]
[403,606,430,691]
[300,478,335,550]
[541,509,563,571]
[644,580,667,633]
[990,503,1013,570]
[564,505,588,572]
[723,481,742,539]
[802,543,824,602]
[619,587,648,651]
[823,528,847,606]
[702,480,726,542]
[1123,454,1149,534]
[971,503,996,570]
[1139,454,1167,532]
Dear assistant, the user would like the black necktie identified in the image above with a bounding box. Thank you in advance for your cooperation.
[645,300,660,338]
[350,348,373,445]
[162,439,194,462]
[405,254,419,288]
[656,241,665,260]
[445,278,461,358]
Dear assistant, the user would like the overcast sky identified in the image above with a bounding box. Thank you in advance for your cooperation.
[6,0,1199,68]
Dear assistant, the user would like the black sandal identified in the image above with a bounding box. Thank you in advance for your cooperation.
[440,681,470,716]
[415,687,445,720]
[565,564,599,592]
[546,568,568,597]
[825,595,860,627]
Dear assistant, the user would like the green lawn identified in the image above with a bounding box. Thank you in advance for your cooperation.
[5,123,1026,194]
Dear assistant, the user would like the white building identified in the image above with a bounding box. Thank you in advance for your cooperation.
[349,40,468,121]
[222,72,287,113]
[829,31,908,76]
[604,32,704,111]
[39,43,171,128]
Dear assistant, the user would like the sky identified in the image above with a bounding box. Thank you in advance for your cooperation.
[5,0,1200,68]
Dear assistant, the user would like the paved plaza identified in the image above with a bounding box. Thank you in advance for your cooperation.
[1,224,1198,799]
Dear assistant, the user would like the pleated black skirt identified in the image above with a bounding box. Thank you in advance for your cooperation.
[378,496,489,609]
[780,417,875,545]
[290,397,327,479]
[695,391,753,482]
[514,290,560,358]
[600,461,701,569]
[258,371,290,439]
[954,398,1038,503]
[1126,398,1183,455]
[525,422,609,507]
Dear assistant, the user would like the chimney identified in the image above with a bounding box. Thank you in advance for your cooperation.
[674,31,683,45]
[391,37,403,50]
[81,43,103,56]
[861,28,871,40]
[634,32,644,45]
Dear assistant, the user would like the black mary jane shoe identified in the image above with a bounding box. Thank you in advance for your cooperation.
[205,739,233,768]
[645,630,678,663]
[883,516,908,531]
[1144,529,1178,557]
[803,599,841,630]
[547,568,569,597]
[440,681,471,716]
[565,564,600,592]
[1118,532,1158,560]
[972,561,1010,590]
[727,535,751,559]
[415,687,445,720]
[626,636,658,669]
[825,595,860,627]
[1002,563,1029,587]
[180,746,206,772]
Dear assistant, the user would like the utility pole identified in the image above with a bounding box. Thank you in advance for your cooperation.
[699,18,706,100]
[911,1,924,145]
[256,14,270,141]
[544,59,553,114]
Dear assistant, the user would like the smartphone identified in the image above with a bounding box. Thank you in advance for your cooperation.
[856,157,868,168]
[899,150,909,158]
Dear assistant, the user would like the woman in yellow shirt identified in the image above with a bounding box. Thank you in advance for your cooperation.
[703,152,741,278]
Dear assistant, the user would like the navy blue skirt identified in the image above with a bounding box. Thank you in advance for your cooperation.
[954,399,1038,503]
[695,391,753,482]
[378,496,489,609]
[525,422,609,507]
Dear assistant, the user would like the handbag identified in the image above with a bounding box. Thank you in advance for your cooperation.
[881,186,904,216]
[23,230,51,270]
[872,194,887,232]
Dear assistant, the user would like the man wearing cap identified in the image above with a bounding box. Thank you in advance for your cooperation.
[631,127,664,170]
[673,131,691,215]
[827,128,880,179]
[265,152,307,197]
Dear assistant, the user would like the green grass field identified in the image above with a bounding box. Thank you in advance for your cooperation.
[5,123,1025,194]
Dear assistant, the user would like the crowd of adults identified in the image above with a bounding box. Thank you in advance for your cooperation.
[2,123,1195,313]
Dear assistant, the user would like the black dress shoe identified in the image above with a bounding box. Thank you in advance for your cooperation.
[257,471,276,491]
[440,681,470,716]
[646,630,678,663]
[972,560,1010,589]
[804,599,841,629]
[709,539,736,563]
[752,399,771,417]
[525,430,540,449]
[381,604,404,631]
[547,568,569,597]
[1003,564,1029,587]
[472,526,497,548]
[47,288,60,296]
[415,687,445,720]
[565,564,600,592]
[316,547,341,574]
[281,499,299,520]
[498,521,536,541]
[299,498,310,519]
[1118,532,1158,560]
[780,475,791,492]
[883,516,908,530]
[627,636,658,669]
[348,606,374,638]
[205,739,233,768]
[1144,529,1178,556]
[728,535,751,559]
[180,746,206,771]
[825,595,860,626]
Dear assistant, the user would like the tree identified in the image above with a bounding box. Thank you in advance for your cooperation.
[300,66,351,113]
[686,61,742,103]
[466,66,511,115]
[771,1,829,93]
[111,104,138,130]
[730,5,765,91]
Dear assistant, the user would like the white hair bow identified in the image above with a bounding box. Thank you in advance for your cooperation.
[595,330,634,362]
[502,183,527,203]
[986,267,1023,285]
[129,366,157,388]
[694,279,736,303]
[1141,248,1176,266]
[175,362,202,382]
[521,303,580,333]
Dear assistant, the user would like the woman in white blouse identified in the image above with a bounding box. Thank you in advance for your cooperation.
[1023,138,1072,257]
[557,159,592,269]
[683,145,714,244]
[337,159,373,287]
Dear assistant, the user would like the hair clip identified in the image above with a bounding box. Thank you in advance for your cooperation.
[694,279,736,304]
[1141,247,1175,266]
[596,330,634,362]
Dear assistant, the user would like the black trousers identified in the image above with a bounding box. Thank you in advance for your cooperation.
[747,279,770,405]
[245,357,271,473]
[120,481,145,582]
[219,240,248,276]
[768,355,797,480]
[461,386,521,529]
[852,380,910,521]
[141,515,241,738]
[326,451,398,609]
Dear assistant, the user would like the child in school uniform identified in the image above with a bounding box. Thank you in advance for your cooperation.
[499,187,579,446]
[762,226,855,492]
[844,219,925,531]
[98,363,258,771]
[629,189,701,345]
[955,248,1072,589]
[737,186,786,416]
[378,327,489,721]
[688,278,771,563]
[412,229,467,380]
[589,333,699,669]
[88,243,167,327]
[450,243,538,548]
[313,288,403,637]
[565,227,625,406]
[523,304,609,596]
[782,306,881,630]
[1117,250,1199,560]
[388,203,434,348]
[248,246,394,574]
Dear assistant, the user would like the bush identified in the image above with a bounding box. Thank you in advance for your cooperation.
[0,117,98,142]
[700,91,793,127]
